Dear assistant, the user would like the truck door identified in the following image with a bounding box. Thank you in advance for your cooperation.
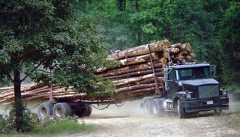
[167,68,179,98]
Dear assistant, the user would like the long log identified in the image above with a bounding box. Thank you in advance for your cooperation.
[104,59,165,73]
[115,83,154,93]
[97,61,164,77]
[115,77,164,89]
[108,40,170,60]
[118,52,159,66]
[112,87,157,99]
[96,57,167,73]
[135,77,164,85]
[170,43,191,51]
[167,48,180,54]
[113,73,164,87]
[104,68,163,80]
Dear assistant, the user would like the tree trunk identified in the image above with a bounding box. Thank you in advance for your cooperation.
[13,69,23,132]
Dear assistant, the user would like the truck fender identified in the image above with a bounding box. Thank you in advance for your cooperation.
[172,91,186,109]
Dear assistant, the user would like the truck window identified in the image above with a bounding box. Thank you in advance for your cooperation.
[177,67,210,80]
[179,69,192,79]
[168,69,175,80]
[193,67,210,78]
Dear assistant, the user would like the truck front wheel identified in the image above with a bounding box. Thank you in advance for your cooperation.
[177,99,186,118]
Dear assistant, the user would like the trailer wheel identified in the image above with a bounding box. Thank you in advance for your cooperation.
[74,104,88,118]
[53,103,70,119]
[144,99,153,114]
[85,105,92,116]
[61,103,72,116]
[37,102,53,119]
[177,99,186,118]
[152,98,165,117]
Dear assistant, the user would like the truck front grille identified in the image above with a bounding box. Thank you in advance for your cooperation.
[198,85,219,98]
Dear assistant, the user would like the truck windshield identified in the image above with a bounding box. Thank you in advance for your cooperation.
[176,67,210,80]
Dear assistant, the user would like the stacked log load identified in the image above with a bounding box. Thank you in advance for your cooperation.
[0,40,195,105]
[94,40,194,101]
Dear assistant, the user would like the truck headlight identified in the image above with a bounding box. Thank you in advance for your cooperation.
[185,90,191,98]
[221,88,228,95]
[178,82,183,87]
[186,93,191,98]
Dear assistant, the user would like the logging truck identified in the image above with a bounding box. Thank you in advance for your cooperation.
[141,62,229,118]
[35,40,229,119]
[37,62,229,119]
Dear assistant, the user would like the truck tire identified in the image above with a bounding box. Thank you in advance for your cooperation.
[74,104,88,118]
[177,99,186,118]
[85,105,92,116]
[53,103,70,119]
[144,99,153,114]
[37,102,53,119]
[61,102,72,116]
[152,98,165,117]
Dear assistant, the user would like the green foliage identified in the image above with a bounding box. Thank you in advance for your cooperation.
[0,113,93,136]
[83,0,237,84]
[219,2,240,84]
[0,0,115,93]
[33,117,93,135]
[84,0,228,63]
[0,0,116,132]
[226,84,240,99]
[0,102,39,133]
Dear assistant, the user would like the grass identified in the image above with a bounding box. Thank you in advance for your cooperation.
[0,117,93,137]
[33,119,93,135]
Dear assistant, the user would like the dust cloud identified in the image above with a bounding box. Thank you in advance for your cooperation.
[0,93,239,118]
[90,99,149,118]
[228,93,240,113]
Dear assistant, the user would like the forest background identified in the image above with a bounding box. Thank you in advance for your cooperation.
[79,0,239,88]
[1,0,240,95]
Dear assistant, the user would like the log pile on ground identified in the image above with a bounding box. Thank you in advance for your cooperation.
[0,40,195,105]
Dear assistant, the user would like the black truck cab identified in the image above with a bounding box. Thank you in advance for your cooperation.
[165,63,229,117]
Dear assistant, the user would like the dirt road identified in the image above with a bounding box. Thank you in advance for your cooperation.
[68,98,240,137]
[0,95,239,137]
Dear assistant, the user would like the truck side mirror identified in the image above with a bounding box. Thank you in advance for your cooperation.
[210,65,216,78]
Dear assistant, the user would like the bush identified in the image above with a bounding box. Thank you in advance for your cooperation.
[0,102,39,134]
[0,105,93,136]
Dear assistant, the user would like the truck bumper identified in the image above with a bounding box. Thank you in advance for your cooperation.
[181,96,229,113]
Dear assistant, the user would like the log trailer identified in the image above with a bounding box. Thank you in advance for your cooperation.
[141,63,229,118]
